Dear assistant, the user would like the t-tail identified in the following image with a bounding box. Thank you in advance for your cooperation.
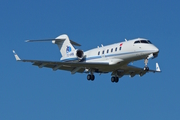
[53,34,76,57]
[52,34,84,61]
[26,34,83,61]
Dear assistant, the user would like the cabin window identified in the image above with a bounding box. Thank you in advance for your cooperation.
[98,51,100,55]
[111,48,113,52]
[115,47,117,51]
[107,49,109,53]
[119,47,121,50]
[102,50,104,54]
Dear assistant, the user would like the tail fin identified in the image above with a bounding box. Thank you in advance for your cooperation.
[54,34,75,57]
[25,34,81,57]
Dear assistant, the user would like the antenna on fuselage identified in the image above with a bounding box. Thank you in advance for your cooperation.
[101,44,103,47]
[125,39,128,42]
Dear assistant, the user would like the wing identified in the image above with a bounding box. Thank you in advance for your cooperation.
[13,50,109,74]
[13,50,161,76]
[112,63,161,77]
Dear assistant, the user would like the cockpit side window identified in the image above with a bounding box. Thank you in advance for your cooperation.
[147,40,152,44]
[134,41,140,44]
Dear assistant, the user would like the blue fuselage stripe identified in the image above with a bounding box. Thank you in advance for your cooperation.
[61,50,152,62]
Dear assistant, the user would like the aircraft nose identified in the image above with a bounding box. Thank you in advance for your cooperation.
[152,46,159,58]
[154,47,159,53]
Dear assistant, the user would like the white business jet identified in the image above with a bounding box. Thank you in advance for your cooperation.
[13,34,161,83]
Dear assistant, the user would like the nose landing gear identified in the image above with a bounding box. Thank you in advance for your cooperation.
[144,58,149,71]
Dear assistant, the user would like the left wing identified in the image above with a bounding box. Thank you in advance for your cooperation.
[112,63,161,77]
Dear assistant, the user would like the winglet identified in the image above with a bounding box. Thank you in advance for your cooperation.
[156,63,161,72]
[13,50,21,61]
[25,40,30,42]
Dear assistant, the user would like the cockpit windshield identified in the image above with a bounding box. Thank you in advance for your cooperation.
[134,41,140,44]
[134,40,152,44]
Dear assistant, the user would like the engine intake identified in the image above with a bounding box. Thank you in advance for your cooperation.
[76,49,84,60]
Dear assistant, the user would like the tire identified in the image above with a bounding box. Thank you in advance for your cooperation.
[111,77,115,82]
[146,67,149,71]
[144,66,149,71]
[115,77,119,83]
[87,74,91,80]
[91,75,95,81]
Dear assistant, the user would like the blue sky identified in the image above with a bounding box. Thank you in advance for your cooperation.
[1,0,180,119]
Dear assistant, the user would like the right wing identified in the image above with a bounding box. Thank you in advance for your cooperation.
[13,50,109,74]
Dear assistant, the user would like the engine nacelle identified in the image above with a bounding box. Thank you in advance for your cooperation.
[75,49,84,60]
[61,49,84,62]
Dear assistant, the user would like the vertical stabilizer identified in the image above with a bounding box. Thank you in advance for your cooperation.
[53,34,75,57]
[25,34,80,58]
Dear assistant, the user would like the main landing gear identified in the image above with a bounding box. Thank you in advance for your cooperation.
[111,77,119,83]
[87,74,95,81]
[144,58,149,71]
[87,69,95,81]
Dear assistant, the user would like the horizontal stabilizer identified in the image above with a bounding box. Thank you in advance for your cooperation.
[26,39,81,46]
